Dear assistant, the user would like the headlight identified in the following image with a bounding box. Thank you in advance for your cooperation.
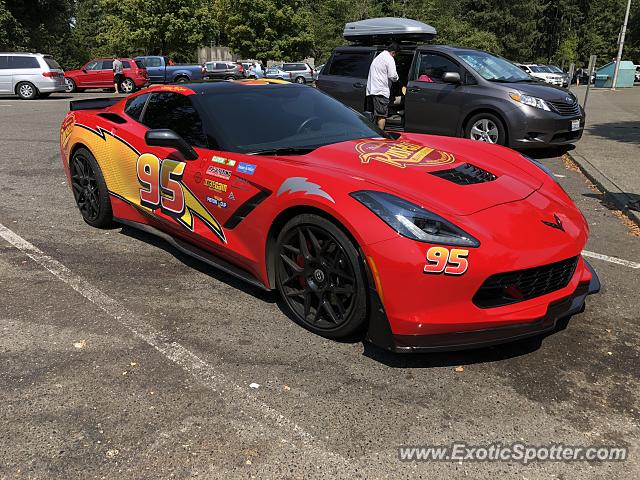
[509,92,551,111]
[350,191,479,247]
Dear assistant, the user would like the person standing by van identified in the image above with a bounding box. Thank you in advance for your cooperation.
[365,42,399,130]
[112,56,124,94]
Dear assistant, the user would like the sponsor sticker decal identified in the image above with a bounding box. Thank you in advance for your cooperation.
[423,247,469,275]
[204,178,228,193]
[228,191,236,201]
[206,196,227,208]
[237,162,256,175]
[356,140,455,168]
[194,171,202,183]
[206,165,232,180]
[211,156,236,167]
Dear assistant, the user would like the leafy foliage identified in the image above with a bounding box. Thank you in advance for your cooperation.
[0,0,638,70]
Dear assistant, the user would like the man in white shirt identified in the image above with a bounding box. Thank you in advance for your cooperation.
[366,43,399,130]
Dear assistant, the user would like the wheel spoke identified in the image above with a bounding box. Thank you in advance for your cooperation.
[282,244,300,255]
[322,301,340,324]
[307,228,322,256]
[280,253,303,273]
[298,229,311,260]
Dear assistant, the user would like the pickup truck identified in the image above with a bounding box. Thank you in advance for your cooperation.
[135,56,203,84]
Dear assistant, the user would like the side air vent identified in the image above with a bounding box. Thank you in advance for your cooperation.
[430,163,497,185]
[97,112,127,124]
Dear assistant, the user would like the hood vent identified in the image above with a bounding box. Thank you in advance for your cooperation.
[430,163,497,185]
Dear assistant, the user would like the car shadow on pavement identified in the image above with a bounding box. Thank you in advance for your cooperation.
[586,121,640,145]
[118,225,277,303]
[583,191,640,213]
[524,144,574,160]
[362,317,573,368]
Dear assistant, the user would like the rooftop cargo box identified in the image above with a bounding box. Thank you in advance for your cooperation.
[343,17,437,43]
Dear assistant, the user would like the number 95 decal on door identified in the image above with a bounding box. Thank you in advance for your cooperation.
[423,247,469,275]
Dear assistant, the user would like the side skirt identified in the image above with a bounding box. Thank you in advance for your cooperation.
[116,217,269,291]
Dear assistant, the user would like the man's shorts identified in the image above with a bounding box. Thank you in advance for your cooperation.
[366,95,389,118]
[114,73,124,84]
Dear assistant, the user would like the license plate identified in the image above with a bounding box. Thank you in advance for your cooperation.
[571,119,581,131]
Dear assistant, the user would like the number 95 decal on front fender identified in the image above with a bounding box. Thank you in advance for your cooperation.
[423,247,469,275]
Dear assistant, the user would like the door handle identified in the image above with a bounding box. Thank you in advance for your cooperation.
[408,86,421,93]
[353,82,365,88]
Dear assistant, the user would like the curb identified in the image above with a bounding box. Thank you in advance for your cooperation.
[567,150,640,227]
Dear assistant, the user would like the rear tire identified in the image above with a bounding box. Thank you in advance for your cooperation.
[224,75,234,80]
[275,214,368,339]
[119,77,136,94]
[16,82,38,100]
[64,77,76,93]
[295,76,305,84]
[175,76,189,83]
[465,112,506,146]
[70,148,113,228]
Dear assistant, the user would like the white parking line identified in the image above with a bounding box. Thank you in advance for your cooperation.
[0,222,356,472]
[582,250,640,269]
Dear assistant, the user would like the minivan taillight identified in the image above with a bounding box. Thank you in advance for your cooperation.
[42,71,58,77]
[237,64,244,72]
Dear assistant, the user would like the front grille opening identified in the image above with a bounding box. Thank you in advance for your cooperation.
[430,163,497,185]
[549,100,581,117]
[473,256,579,308]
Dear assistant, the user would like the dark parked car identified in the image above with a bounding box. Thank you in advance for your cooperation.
[317,19,585,148]
[202,61,245,80]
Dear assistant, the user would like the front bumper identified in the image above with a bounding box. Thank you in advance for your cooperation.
[366,258,600,353]
[507,104,585,149]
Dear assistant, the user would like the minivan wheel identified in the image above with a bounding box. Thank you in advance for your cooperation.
[16,82,38,100]
[295,76,305,84]
[465,113,506,145]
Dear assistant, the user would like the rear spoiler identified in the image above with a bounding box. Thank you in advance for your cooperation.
[69,97,121,111]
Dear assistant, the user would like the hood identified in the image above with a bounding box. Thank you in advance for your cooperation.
[291,134,545,216]
[495,80,572,100]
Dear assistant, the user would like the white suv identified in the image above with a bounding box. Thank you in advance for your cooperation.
[0,52,66,99]
[517,63,564,87]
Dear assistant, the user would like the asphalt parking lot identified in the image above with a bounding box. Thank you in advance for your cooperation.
[0,92,639,479]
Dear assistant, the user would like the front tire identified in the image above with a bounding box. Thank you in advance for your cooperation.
[16,82,38,100]
[465,112,506,146]
[294,76,306,84]
[275,214,368,338]
[175,76,189,83]
[70,148,113,228]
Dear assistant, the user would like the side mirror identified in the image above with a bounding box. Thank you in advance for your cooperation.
[81,68,87,73]
[442,72,461,84]
[144,129,198,160]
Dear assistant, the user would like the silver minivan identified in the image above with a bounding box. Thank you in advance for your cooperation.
[0,53,66,99]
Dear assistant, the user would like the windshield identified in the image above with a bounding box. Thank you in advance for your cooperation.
[199,85,386,154]
[548,65,563,73]
[457,51,531,82]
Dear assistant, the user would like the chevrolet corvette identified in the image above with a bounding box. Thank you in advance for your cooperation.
[60,80,600,352]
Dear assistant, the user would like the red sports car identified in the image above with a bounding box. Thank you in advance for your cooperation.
[64,57,148,94]
[59,80,600,352]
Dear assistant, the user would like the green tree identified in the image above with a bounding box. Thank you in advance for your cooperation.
[224,0,314,63]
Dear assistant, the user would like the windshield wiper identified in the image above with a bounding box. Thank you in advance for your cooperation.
[247,146,318,156]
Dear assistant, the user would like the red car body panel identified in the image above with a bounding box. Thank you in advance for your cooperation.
[59,83,599,352]
[65,57,148,89]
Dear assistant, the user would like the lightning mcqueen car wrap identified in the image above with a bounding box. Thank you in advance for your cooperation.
[60,81,600,352]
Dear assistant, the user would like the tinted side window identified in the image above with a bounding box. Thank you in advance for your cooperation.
[9,56,40,69]
[43,57,61,69]
[135,60,145,69]
[415,54,460,83]
[144,57,162,67]
[327,52,372,78]
[85,61,100,70]
[122,61,130,69]
[0,57,8,69]
[142,92,207,148]
[102,60,113,70]
[124,93,149,121]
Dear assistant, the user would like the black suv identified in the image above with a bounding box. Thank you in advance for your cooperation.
[317,45,585,148]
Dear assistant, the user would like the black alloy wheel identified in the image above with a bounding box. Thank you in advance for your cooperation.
[70,148,113,228]
[275,214,367,338]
